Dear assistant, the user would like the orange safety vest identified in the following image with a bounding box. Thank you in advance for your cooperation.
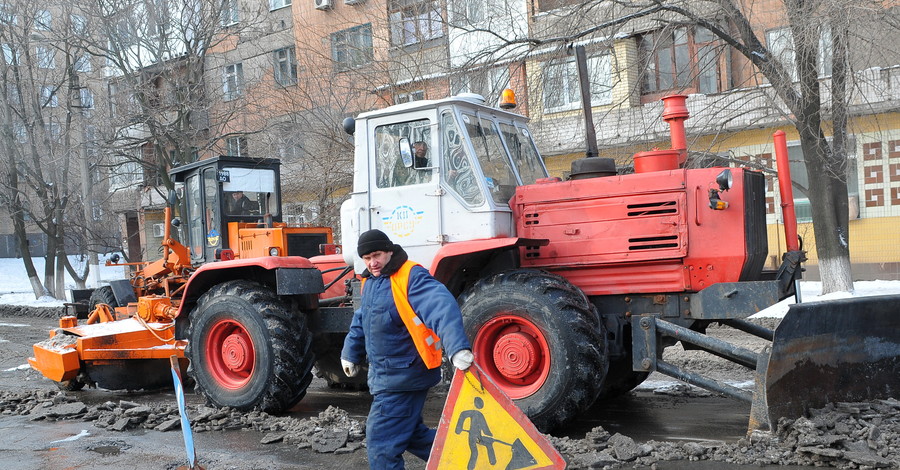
[361,260,443,369]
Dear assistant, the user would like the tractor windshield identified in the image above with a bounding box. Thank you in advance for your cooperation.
[222,167,279,217]
[458,112,548,206]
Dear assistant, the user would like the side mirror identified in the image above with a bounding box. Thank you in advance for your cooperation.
[167,189,178,206]
[399,138,413,168]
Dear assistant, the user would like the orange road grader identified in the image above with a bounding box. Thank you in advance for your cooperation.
[29,92,900,433]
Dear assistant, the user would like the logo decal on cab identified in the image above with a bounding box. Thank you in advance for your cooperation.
[382,205,423,238]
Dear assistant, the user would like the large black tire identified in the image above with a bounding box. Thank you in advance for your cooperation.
[87,286,118,318]
[312,334,368,390]
[185,280,315,413]
[460,270,608,432]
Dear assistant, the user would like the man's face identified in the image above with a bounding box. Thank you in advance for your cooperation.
[362,250,392,277]
[414,144,426,157]
[232,192,243,200]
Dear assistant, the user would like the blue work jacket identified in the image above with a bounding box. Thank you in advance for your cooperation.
[341,257,470,395]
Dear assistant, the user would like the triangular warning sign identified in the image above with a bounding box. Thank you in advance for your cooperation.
[427,364,566,469]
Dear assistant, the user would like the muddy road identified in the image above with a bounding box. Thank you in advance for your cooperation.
[1,312,898,469]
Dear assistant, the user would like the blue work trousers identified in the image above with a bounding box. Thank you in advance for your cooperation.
[366,389,435,469]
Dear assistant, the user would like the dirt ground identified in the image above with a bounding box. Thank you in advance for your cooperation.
[2,308,899,469]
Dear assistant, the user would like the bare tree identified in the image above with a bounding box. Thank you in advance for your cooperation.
[0,1,109,298]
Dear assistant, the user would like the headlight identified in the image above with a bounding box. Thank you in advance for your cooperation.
[716,169,733,191]
[268,247,281,257]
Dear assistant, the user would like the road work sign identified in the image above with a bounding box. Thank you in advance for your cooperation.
[427,364,565,469]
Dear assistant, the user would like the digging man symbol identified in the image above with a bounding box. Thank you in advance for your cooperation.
[455,396,497,469]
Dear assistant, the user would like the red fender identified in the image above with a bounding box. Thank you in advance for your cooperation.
[430,238,548,287]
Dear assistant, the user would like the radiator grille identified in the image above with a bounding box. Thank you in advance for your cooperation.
[286,233,328,258]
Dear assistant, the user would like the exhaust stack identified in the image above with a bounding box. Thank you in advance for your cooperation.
[633,95,689,173]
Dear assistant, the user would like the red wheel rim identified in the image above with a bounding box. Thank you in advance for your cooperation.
[205,319,256,389]
[473,315,550,399]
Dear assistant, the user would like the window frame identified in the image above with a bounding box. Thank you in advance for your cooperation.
[273,47,298,86]
[226,136,249,157]
[270,0,291,10]
[389,0,443,48]
[331,23,373,71]
[40,85,58,107]
[541,52,612,114]
[36,45,56,69]
[35,10,51,31]
[220,0,239,27]
[639,26,725,98]
[223,62,244,101]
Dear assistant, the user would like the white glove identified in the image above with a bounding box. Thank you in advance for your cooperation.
[451,349,474,371]
[341,359,359,378]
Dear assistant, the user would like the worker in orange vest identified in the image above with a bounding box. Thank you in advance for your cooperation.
[341,229,473,469]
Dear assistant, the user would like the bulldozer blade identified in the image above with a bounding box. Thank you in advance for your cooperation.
[752,294,900,431]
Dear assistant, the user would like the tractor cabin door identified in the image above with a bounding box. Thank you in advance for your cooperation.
[366,112,442,267]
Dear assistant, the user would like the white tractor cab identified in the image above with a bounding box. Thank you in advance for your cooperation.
[340,93,548,272]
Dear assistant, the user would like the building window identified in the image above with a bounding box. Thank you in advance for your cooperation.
[395,90,424,104]
[450,0,483,26]
[226,136,248,157]
[110,150,144,190]
[221,0,239,26]
[332,24,373,71]
[108,81,119,117]
[7,86,20,105]
[451,66,510,105]
[79,88,94,110]
[542,53,611,113]
[40,85,57,107]
[36,45,55,69]
[273,47,297,86]
[389,0,442,47]
[75,53,92,72]
[0,4,17,25]
[766,27,796,82]
[785,139,859,221]
[639,26,723,95]
[270,0,291,10]
[70,14,86,35]
[223,62,244,101]
[2,43,19,65]
[35,10,51,30]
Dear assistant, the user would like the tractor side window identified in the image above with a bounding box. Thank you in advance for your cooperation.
[186,174,204,259]
[374,119,432,188]
[202,169,222,250]
[500,123,547,185]
[462,113,517,205]
[441,111,484,206]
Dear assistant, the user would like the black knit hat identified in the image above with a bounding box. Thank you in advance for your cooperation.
[357,229,395,257]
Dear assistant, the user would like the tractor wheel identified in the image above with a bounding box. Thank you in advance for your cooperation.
[186,280,315,413]
[460,269,608,432]
[314,351,368,390]
[87,286,118,319]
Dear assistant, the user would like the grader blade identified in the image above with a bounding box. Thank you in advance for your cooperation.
[752,294,900,431]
